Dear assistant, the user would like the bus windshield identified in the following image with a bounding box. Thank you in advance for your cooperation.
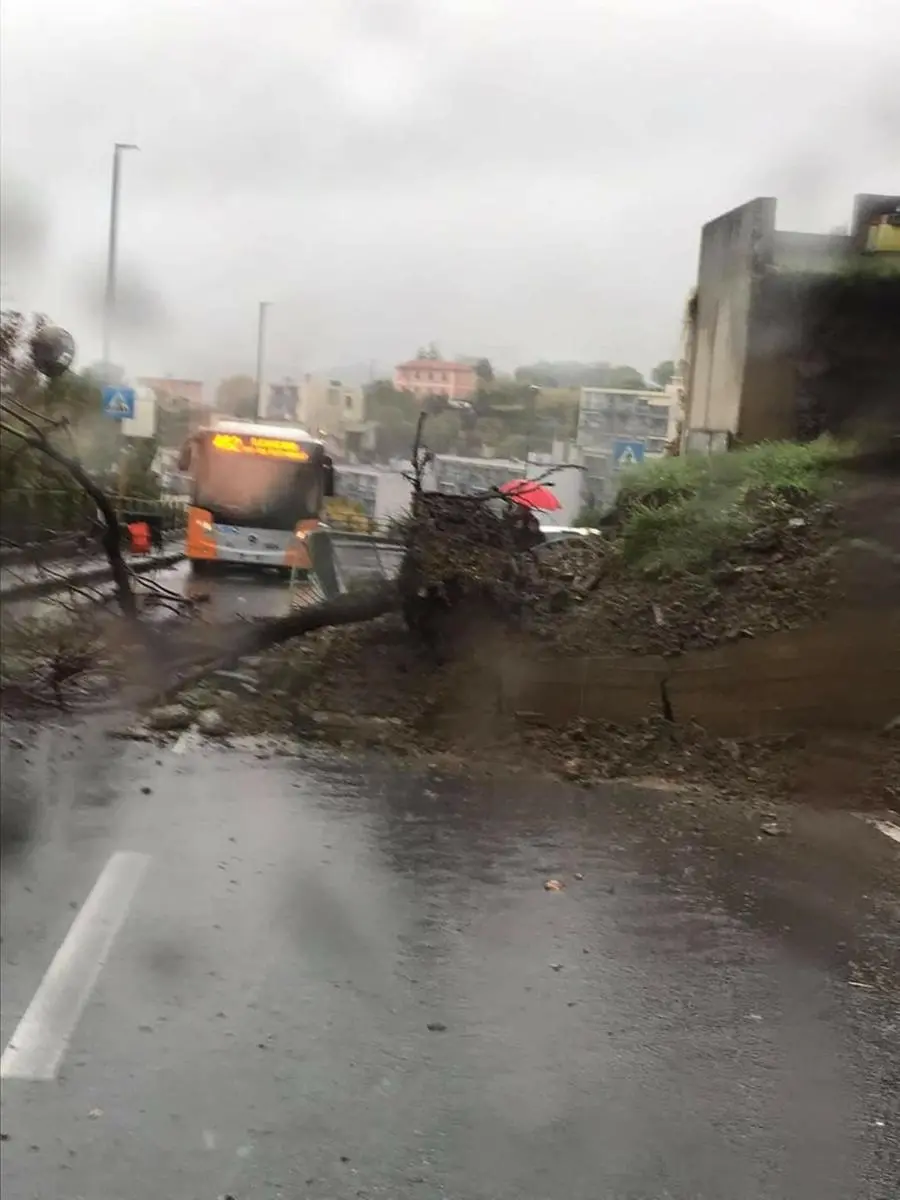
[193,444,323,530]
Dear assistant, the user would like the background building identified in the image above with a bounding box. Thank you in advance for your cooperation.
[576,388,673,510]
[266,379,300,421]
[430,450,583,526]
[297,375,374,457]
[298,375,364,432]
[394,357,478,402]
[139,377,209,448]
[334,448,584,527]
[334,464,413,522]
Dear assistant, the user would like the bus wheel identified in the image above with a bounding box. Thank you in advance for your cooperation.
[189,559,214,576]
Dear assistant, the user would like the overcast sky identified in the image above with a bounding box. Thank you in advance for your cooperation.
[1,0,897,386]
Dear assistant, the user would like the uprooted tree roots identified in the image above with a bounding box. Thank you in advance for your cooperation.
[398,492,547,655]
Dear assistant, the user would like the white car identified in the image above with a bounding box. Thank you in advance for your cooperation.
[538,525,602,545]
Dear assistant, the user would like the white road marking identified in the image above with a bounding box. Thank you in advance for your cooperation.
[0,851,150,1082]
[871,819,900,845]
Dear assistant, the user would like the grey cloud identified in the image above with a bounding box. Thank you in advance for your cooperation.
[71,256,170,336]
[2,0,898,378]
[0,175,50,283]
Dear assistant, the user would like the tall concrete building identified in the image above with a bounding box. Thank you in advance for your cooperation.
[296,375,374,457]
[681,192,899,452]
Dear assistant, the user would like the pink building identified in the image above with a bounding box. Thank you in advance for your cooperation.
[393,358,477,402]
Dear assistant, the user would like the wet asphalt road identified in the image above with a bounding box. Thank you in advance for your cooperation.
[1,537,401,625]
[1,720,898,1200]
[156,540,402,627]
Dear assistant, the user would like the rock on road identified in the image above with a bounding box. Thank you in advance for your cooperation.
[0,723,898,1199]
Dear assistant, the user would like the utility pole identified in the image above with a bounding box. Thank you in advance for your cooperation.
[254,301,271,419]
[524,384,541,473]
[101,142,138,370]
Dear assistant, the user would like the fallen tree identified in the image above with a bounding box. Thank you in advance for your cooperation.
[5,369,897,812]
[144,582,402,709]
[140,414,574,703]
[7,328,894,787]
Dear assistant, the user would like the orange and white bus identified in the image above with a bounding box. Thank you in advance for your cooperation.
[177,418,335,574]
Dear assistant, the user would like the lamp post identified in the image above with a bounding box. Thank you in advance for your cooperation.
[524,384,541,472]
[254,301,271,419]
[101,142,139,369]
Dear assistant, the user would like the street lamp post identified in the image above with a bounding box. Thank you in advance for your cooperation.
[524,384,541,472]
[101,142,138,369]
[254,301,271,419]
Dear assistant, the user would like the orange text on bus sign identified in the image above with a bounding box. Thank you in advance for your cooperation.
[212,433,310,461]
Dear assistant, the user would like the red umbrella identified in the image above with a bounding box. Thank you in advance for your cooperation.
[498,479,562,512]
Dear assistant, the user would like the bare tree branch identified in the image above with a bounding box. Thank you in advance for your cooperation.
[131,570,198,608]
[2,393,70,434]
[0,418,138,619]
[5,558,114,611]
[143,582,401,708]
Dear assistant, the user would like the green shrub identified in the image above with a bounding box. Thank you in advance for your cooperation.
[614,437,849,578]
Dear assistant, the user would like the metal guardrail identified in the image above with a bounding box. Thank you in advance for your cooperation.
[1,491,401,547]
[0,489,187,549]
[323,516,405,544]
[0,547,185,602]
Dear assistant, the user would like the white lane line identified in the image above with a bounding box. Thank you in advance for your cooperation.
[0,851,150,1082]
[872,819,900,845]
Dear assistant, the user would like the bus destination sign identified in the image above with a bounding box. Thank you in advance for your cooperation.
[212,433,310,462]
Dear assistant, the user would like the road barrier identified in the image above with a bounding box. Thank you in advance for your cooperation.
[324,517,404,547]
[1,490,187,562]
[0,546,185,603]
[0,494,400,563]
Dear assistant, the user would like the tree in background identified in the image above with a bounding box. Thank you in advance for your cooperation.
[363,359,650,463]
[651,360,676,388]
[575,502,606,529]
[83,361,126,386]
[117,438,161,502]
[365,380,420,459]
[416,343,441,361]
[154,395,195,450]
[0,311,108,501]
[215,374,257,417]
[475,357,494,385]
[496,433,528,460]
[515,361,647,390]
[473,416,505,451]
[423,410,463,454]
[472,380,551,453]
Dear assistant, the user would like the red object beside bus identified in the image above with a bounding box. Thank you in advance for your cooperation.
[127,521,152,555]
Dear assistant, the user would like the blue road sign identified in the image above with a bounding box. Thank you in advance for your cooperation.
[613,438,645,469]
[102,386,136,420]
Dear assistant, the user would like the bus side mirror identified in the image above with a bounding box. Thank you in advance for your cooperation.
[323,456,335,497]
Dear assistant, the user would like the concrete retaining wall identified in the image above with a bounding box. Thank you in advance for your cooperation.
[683,197,776,446]
[500,611,900,738]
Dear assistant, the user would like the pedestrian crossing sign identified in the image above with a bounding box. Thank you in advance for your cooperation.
[102,386,136,420]
[613,438,646,469]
